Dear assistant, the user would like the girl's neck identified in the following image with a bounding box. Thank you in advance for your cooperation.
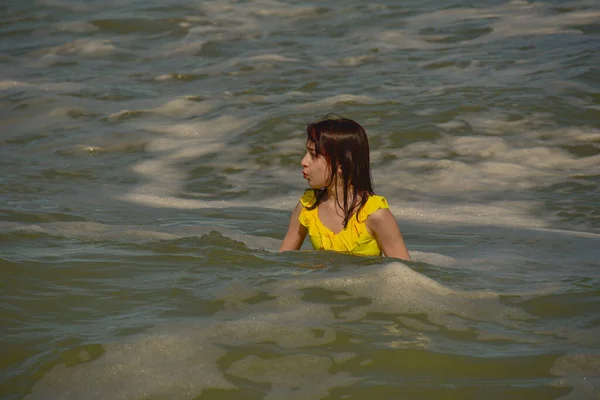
[324,182,357,208]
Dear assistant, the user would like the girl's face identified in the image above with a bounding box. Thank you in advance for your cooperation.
[301,141,331,189]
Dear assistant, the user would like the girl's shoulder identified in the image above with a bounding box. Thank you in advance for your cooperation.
[357,194,389,222]
[298,190,319,227]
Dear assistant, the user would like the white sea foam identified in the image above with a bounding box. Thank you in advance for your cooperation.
[105,109,142,121]
[22,258,542,399]
[120,193,241,210]
[488,9,600,40]
[3,2,598,399]
[58,144,105,155]
[551,353,600,400]
[0,80,85,94]
[37,39,116,57]
[0,221,282,250]
[49,21,99,33]
[355,0,600,57]
[40,82,86,92]
[212,302,337,348]
[408,251,457,267]
[198,0,323,20]
[247,54,299,62]
[270,262,530,326]
[14,0,591,238]
[120,113,255,207]
[151,40,208,59]
[228,354,359,399]
[107,97,218,121]
[25,326,235,400]
[398,316,440,332]
[48,107,94,118]
[406,1,600,43]
[150,98,218,117]
[0,80,31,90]
[146,114,250,138]
[370,29,441,50]
[326,54,378,67]
[37,0,95,12]
[118,107,596,230]
[26,314,342,399]
[529,227,600,240]
[23,275,348,399]
[354,113,600,228]
[183,0,312,44]
[297,94,383,109]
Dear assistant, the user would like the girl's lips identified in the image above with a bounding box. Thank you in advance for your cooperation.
[302,172,308,179]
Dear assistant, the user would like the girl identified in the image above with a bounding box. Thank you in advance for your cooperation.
[279,116,411,260]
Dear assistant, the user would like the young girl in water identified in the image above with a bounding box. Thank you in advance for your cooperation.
[279,115,411,260]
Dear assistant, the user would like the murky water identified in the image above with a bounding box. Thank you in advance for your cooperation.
[1,0,599,399]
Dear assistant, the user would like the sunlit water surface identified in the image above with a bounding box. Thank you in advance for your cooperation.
[1,0,599,399]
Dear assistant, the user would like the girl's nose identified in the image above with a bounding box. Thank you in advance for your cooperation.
[301,153,309,167]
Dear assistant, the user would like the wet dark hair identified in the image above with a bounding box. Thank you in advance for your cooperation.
[305,114,374,228]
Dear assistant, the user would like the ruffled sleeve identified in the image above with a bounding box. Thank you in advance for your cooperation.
[300,190,317,207]
[298,190,317,227]
[357,195,389,222]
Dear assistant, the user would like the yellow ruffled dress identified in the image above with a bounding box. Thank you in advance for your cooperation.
[298,190,389,256]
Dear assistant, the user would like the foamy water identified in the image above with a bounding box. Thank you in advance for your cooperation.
[1,0,599,399]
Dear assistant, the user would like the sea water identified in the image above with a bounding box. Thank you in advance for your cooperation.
[1,0,599,399]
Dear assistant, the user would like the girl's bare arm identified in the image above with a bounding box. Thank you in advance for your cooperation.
[367,208,411,261]
[279,202,308,252]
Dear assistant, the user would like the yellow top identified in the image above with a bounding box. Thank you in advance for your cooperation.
[298,190,389,256]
